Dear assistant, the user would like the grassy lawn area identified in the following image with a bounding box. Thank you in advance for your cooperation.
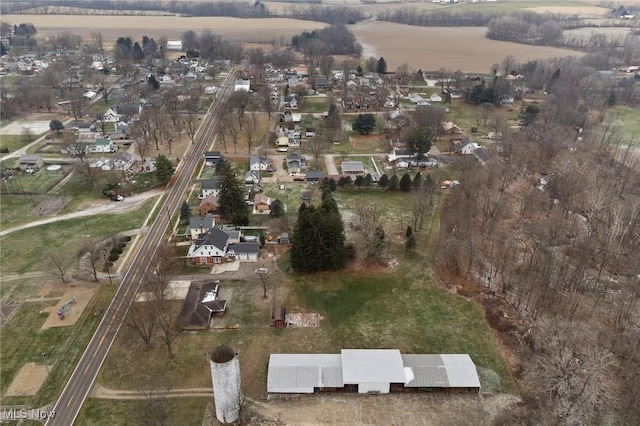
[349,134,389,154]
[76,397,210,426]
[0,197,157,278]
[99,188,514,403]
[0,134,39,154]
[301,96,328,113]
[2,168,68,194]
[0,283,116,407]
[605,105,640,146]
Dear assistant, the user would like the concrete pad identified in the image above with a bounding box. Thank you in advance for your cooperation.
[135,280,191,302]
[0,120,52,135]
[210,262,240,274]
[5,363,49,396]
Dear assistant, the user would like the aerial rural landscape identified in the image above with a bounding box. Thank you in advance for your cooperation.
[0,0,639,424]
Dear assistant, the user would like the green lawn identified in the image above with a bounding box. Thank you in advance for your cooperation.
[301,96,328,113]
[0,284,116,407]
[0,134,38,154]
[2,167,68,194]
[76,397,210,426]
[605,105,640,146]
[0,197,157,278]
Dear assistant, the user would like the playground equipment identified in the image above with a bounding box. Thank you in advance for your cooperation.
[57,296,78,320]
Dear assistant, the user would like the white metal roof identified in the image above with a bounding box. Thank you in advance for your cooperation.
[341,349,405,384]
[267,354,343,393]
[402,354,481,388]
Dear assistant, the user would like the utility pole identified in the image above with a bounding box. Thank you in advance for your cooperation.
[102,251,113,285]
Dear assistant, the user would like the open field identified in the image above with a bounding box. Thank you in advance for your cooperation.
[3,15,329,45]
[605,105,640,146]
[352,21,585,73]
[564,26,637,41]
[76,398,210,426]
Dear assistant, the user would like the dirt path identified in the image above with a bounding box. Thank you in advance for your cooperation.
[0,189,164,237]
[91,383,518,425]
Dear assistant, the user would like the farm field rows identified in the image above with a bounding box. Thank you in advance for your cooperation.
[2,15,329,45]
[351,21,586,73]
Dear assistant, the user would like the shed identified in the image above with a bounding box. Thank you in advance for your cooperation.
[19,154,44,172]
[272,306,287,328]
[401,354,481,391]
[305,170,324,183]
[227,242,260,261]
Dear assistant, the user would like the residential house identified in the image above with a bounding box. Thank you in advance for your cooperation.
[113,152,134,171]
[204,151,223,167]
[185,216,216,240]
[187,227,230,265]
[103,103,142,123]
[220,225,241,244]
[287,154,306,174]
[19,154,44,173]
[305,128,316,138]
[245,170,261,185]
[198,177,221,199]
[250,155,272,172]
[204,86,218,95]
[277,136,289,153]
[253,194,272,213]
[341,161,365,176]
[315,76,329,91]
[388,148,416,162]
[87,138,118,153]
[89,157,112,171]
[283,95,298,110]
[226,242,260,261]
[178,280,227,331]
[442,121,463,135]
[453,138,482,155]
[306,170,324,183]
[198,195,219,217]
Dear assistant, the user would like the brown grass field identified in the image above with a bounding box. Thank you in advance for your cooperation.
[3,15,329,45]
[352,20,586,73]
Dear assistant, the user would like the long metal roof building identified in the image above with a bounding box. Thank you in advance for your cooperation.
[267,350,481,394]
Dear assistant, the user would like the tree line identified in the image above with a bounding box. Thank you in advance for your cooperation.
[437,54,640,424]
[291,25,361,56]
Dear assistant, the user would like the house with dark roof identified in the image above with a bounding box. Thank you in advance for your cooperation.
[198,177,221,199]
[473,147,490,165]
[185,216,215,240]
[179,280,227,331]
[305,170,323,183]
[204,151,223,167]
[341,161,365,175]
[245,170,261,185]
[19,154,44,172]
[287,154,306,174]
[187,227,230,265]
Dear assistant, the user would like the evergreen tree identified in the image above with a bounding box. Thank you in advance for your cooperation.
[0,42,7,56]
[376,57,387,74]
[406,226,413,239]
[147,74,160,90]
[132,42,144,61]
[354,175,364,187]
[217,160,248,225]
[321,177,336,192]
[356,65,363,76]
[326,103,341,129]
[49,119,64,133]
[270,199,285,217]
[363,173,372,187]
[405,127,434,160]
[353,113,376,135]
[388,175,399,190]
[405,234,416,253]
[180,201,191,223]
[155,155,174,186]
[291,194,345,273]
[378,174,389,189]
[413,172,422,189]
[399,173,412,192]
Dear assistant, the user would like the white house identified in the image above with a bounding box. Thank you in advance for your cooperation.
[87,138,117,153]
[199,178,221,199]
[185,217,216,240]
[249,155,271,172]
[187,228,230,265]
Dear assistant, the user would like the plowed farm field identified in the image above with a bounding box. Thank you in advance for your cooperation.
[3,15,328,44]
[352,20,585,73]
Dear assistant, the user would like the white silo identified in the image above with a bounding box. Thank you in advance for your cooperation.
[209,344,242,424]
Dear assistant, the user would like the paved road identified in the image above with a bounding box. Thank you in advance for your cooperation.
[44,71,236,426]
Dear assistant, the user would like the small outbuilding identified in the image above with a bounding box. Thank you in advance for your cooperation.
[272,307,287,328]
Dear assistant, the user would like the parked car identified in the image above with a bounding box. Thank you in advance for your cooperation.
[111,195,124,201]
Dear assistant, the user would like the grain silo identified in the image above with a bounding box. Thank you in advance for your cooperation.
[209,345,241,424]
